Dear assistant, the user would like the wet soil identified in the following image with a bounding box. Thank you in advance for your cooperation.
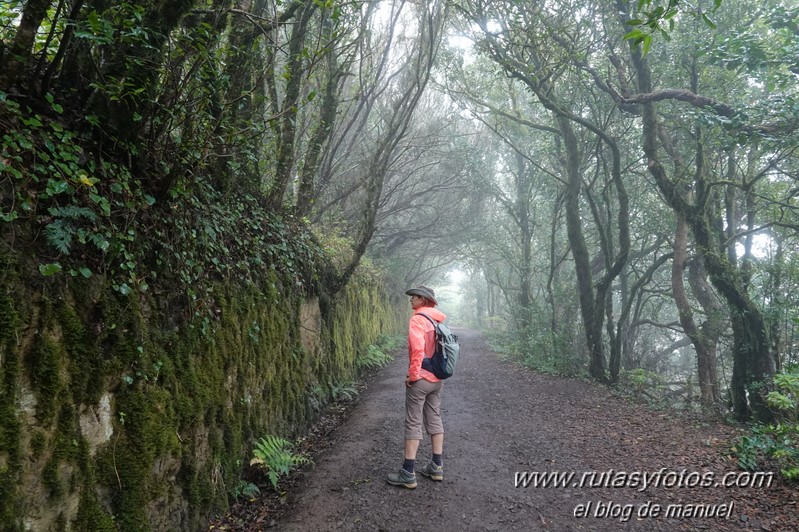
[210,328,798,531]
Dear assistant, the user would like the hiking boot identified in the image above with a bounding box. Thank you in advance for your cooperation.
[386,468,417,489]
[419,461,443,481]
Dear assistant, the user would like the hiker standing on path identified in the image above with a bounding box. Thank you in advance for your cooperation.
[386,286,446,489]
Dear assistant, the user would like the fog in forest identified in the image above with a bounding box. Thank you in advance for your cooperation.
[2,1,799,525]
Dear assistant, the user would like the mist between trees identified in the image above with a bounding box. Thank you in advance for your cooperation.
[2,0,799,430]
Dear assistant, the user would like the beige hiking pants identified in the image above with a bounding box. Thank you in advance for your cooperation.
[404,379,444,440]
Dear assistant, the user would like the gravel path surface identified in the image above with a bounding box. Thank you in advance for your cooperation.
[218,328,797,531]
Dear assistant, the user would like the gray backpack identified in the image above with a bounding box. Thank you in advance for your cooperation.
[418,313,459,379]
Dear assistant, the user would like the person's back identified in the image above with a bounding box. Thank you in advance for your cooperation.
[386,286,447,489]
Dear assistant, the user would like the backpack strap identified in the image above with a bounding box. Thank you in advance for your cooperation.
[416,313,438,366]
[416,312,438,330]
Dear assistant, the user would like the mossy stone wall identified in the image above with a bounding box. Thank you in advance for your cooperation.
[0,263,405,531]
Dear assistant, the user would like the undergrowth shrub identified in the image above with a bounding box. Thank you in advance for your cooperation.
[330,382,358,401]
[619,368,666,403]
[356,345,391,369]
[1,90,155,291]
[308,381,358,412]
[355,334,399,370]
[733,369,799,480]
[313,229,382,281]
[486,324,581,376]
[308,385,327,414]
[308,335,400,413]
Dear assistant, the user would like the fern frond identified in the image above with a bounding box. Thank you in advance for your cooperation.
[355,344,393,369]
[331,382,358,401]
[44,221,73,255]
[250,435,312,489]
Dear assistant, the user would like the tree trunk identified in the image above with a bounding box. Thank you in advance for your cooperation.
[296,16,344,217]
[515,152,533,331]
[626,21,775,421]
[267,0,317,208]
[558,114,607,382]
[687,256,723,404]
[105,0,197,144]
[766,237,784,372]
[41,0,86,93]
[546,198,561,336]
[672,214,720,405]
[1,0,52,88]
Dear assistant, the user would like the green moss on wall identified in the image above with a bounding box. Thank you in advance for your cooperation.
[0,469,22,532]
[0,290,17,345]
[0,270,23,530]
[29,335,62,425]
[0,259,405,530]
[0,293,20,443]
[58,302,104,407]
[74,491,115,532]
[328,278,404,384]
[99,386,179,531]
[29,430,46,460]
[42,457,62,498]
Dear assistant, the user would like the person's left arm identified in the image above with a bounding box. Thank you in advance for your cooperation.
[406,314,427,385]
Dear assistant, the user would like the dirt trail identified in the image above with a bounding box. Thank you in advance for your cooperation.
[254,329,795,531]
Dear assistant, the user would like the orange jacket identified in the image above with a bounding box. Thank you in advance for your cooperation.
[407,306,447,382]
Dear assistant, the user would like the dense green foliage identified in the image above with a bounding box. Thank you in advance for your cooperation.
[1,0,464,292]
[733,368,799,479]
[0,89,323,306]
[442,0,799,419]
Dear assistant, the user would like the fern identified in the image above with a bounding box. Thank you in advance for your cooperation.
[331,382,358,401]
[230,480,260,500]
[733,370,799,480]
[44,221,73,254]
[43,207,100,255]
[47,205,98,222]
[308,385,326,412]
[250,435,311,490]
[356,344,392,369]
[376,334,400,351]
